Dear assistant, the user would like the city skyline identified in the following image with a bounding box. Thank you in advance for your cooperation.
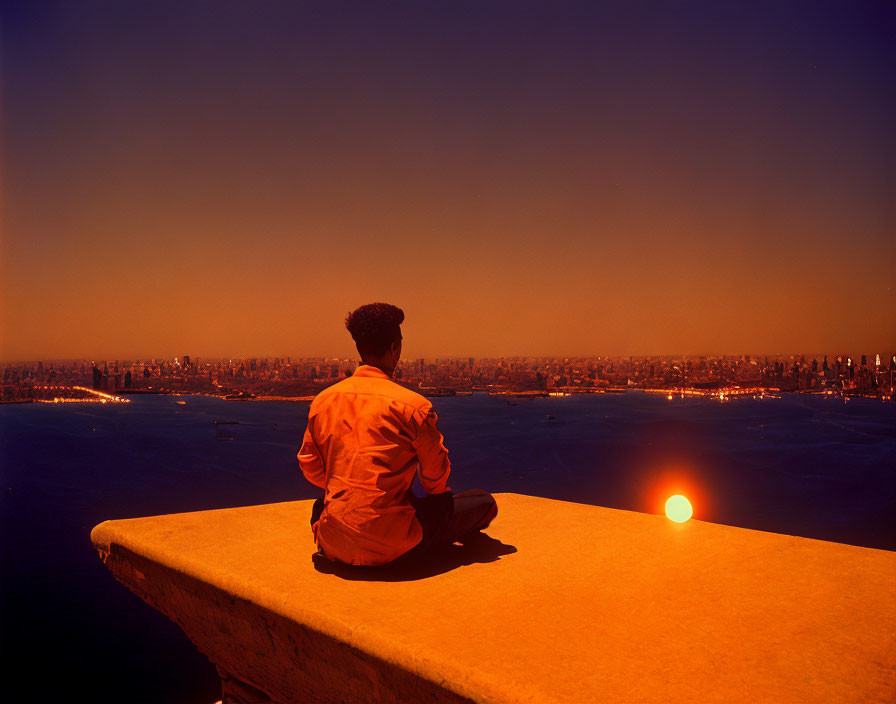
[2,2,894,360]
[5,351,893,404]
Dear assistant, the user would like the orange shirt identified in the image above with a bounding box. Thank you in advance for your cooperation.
[298,364,452,566]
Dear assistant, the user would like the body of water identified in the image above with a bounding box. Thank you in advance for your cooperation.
[1,392,894,702]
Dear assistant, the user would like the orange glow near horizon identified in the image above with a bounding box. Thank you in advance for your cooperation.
[2,4,894,361]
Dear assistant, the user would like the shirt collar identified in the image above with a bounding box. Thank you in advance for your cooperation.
[352,364,392,380]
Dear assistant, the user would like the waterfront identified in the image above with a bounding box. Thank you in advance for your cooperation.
[1,392,894,703]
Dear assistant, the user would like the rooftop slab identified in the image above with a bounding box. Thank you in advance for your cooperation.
[91,493,896,703]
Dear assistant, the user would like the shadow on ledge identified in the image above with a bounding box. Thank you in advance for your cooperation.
[311,532,517,582]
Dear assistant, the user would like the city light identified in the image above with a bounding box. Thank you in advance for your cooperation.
[33,385,130,404]
[3,353,894,404]
[644,387,782,400]
[665,495,693,523]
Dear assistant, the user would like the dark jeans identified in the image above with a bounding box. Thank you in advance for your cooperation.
[310,489,498,566]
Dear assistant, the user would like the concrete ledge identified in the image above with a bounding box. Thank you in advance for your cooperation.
[91,493,896,703]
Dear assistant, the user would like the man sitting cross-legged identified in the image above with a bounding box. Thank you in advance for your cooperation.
[298,302,498,567]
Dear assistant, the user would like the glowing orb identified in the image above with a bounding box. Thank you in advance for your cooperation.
[667,394,673,400]
[665,494,693,523]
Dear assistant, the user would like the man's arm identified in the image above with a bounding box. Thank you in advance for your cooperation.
[297,418,327,490]
[413,407,451,494]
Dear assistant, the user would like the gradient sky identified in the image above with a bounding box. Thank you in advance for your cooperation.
[2,1,894,360]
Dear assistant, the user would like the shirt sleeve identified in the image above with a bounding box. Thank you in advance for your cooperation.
[297,417,327,490]
[413,407,451,494]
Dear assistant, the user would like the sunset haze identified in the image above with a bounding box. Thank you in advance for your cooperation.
[2,1,894,360]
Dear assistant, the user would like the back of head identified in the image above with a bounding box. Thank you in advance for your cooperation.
[345,302,404,357]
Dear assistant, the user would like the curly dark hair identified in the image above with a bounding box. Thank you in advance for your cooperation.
[344,302,405,357]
